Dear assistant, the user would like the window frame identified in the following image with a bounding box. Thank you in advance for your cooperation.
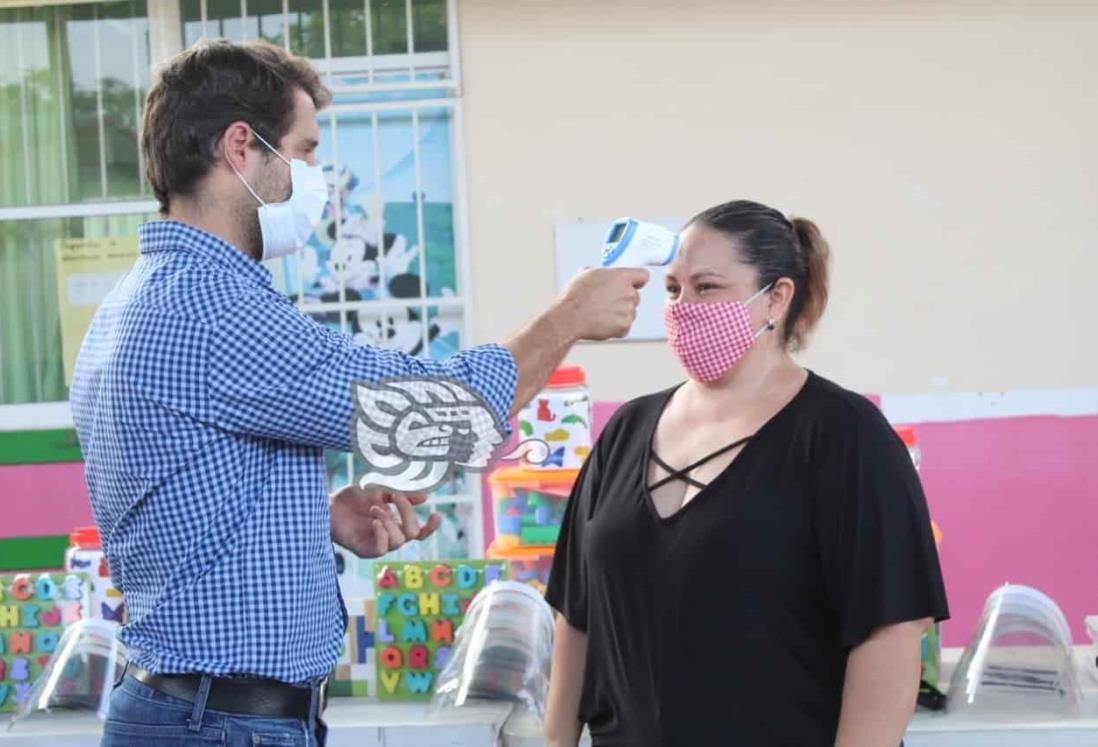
[0,0,483,555]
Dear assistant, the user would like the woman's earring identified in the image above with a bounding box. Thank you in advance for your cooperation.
[766,318,776,331]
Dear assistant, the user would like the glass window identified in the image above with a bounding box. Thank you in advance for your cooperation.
[180,0,206,47]
[248,0,286,46]
[328,0,367,58]
[0,2,149,208]
[0,212,153,405]
[287,0,325,57]
[369,0,406,56]
[276,106,457,305]
[3,1,471,543]
[412,0,447,53]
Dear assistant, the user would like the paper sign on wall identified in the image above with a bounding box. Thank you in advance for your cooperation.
[374,560,508,700]
[0,572,91,712]
[54,237,139,385]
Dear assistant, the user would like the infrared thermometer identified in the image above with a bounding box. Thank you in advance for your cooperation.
[599,218,680,268]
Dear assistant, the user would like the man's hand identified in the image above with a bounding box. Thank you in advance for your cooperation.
[504,266,649,417]
[330,485,442,558]
[555,267,649,341]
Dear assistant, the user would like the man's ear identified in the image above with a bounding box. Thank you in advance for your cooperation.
[219,120,254,172]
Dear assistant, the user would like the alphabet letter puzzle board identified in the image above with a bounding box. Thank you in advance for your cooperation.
[0,572,91,712]
[374,560,508,700]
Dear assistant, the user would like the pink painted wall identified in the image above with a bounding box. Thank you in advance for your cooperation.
[914,415,1098,646]
[481,404,1098,648]
[1,462,93,538]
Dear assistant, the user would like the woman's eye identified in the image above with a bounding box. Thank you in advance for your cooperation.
[665,285,680,296]
[697,283,716,293]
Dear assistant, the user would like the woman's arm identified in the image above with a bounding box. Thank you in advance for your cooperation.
[834,618,930,747]
[545,615,588,747]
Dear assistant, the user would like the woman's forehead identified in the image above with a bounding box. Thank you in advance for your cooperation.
[671,224,750,277]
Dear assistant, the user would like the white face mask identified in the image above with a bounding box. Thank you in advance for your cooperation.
[231,129,329,261]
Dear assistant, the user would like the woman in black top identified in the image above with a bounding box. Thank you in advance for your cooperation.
[544,200,949,747]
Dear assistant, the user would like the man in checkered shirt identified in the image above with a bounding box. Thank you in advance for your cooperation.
[71,40,646,746]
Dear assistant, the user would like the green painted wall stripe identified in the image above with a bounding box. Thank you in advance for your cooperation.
[0,535,70,571]
[0,429,83,465]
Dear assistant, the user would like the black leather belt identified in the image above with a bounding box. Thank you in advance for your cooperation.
[127,663,318,719]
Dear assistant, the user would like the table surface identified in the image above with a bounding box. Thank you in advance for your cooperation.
[4,701,514,736]
[4,648,1096,745]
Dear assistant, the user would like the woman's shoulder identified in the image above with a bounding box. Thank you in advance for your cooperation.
[798,371,897,443]
[618,387,678,417]
[594,387,677,447]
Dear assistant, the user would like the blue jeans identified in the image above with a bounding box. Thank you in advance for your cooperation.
[101,670,327,746]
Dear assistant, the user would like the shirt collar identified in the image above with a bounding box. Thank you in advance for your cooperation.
[139,220,273,287]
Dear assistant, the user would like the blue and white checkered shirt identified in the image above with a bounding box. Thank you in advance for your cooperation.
[70,220,517,683]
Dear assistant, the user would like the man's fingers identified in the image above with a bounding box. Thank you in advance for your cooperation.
[391,493,423,536]
[417,512,442,540]
[625,268,650,288]
[371,505,406,548]
[381,491,428,506]
[371,519,389,555]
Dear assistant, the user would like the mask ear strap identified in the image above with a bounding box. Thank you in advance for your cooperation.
[250,127,291,166]
[753,319,777,340]
[228,160,266,206]
[750,282,777,339]
[746,282,775,305]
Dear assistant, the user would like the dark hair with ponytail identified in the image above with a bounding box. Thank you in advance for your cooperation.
[688,199,831,351]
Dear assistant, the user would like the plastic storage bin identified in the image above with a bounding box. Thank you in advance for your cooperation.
[516,366,592,470]
[489,467,578,548]
[895,424,921,470]
[65,526,126,623]
[486,542,555,594]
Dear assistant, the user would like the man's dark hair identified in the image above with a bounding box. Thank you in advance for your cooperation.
[141,39,331,215]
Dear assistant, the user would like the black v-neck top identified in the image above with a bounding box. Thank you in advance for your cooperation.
[545,372,949,747]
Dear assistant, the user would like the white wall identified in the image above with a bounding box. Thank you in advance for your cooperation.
[458,0,1098,400]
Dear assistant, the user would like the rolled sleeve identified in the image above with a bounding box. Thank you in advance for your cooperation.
[208,290,518,451]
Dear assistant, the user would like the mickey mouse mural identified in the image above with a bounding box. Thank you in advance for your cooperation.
[285,164,461,359]
[315,165,423,300]
[325,214,424,295]
[350,300,461,359]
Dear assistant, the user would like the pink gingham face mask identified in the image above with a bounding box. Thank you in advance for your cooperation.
[663,284,773,383]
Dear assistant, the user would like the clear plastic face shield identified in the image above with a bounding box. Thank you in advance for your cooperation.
[432,581,554,718]
[7,619,125,730]
[947,584,1081,717]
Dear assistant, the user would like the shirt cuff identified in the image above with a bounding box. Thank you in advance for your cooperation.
[463,343,518,435]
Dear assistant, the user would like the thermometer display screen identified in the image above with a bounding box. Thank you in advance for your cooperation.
[607,223,627,243]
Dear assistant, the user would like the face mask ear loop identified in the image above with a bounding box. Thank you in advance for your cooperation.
[249,127,292,167]
[229,159,266,207]
[753,319,776,340]
[749,282,777,339]
[746,281,775,306]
